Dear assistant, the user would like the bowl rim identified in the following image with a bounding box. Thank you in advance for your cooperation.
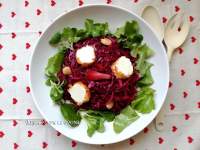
[30,4,169,145]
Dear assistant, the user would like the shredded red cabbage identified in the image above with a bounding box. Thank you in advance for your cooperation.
[57,36,140,114]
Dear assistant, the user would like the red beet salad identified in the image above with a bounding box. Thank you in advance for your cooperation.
[58,36,140,113]
[45,19,155,136]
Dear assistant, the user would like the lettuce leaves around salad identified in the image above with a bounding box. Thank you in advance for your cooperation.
[49,19,110,52]
[83,110,115,137]
[45,52,64,84]
[131,87,155,114]
[45,19,156,137]
[85,19,109,37]
[113,106,139,133]
[60,103,81,127]
[113,21,155,133]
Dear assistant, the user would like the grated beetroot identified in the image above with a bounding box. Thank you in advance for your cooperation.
[57,36,140,114]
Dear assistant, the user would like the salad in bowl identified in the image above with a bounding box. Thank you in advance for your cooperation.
[45,19,155,137]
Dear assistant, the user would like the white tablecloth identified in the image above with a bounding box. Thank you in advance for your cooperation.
[0,0,200,149]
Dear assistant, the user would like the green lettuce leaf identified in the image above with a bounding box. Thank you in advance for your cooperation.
[49,32,61,45]
[114,26,124,38]
[124,20,139,36]
[45,52,64,77]
[135,44,154,66]
[62,27,81,44]
[60,103,81,127]
[139,44,154,58]
[86,110,115,122]
[115,20,139,37]
[131,87,155,113]
[50,82,64,103]
[45,76,58,86]
[115,21,143,49]
[85,19,109,37]
[97,118,105,133]
[113,106,139,133]
[82,110,115,136]
[83,113,106,137]
[45,52,64,88]
[134,44,154,85]
[137,60,153,77]
[138,69,154,86]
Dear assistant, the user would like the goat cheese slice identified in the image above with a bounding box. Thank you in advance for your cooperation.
[68,82,90,105]
[76,45,95,66]
[111,56,133,79]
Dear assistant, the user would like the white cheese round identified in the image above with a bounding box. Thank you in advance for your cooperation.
[76,45,95,66]
[111,56,133,79]
[68,82,90,105]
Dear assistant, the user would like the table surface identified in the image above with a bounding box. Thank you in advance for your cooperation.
[0,0,200,150]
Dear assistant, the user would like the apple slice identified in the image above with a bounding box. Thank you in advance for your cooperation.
[86,70,111,81]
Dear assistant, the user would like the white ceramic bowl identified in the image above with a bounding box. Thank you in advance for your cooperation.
[30,5,169,145]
